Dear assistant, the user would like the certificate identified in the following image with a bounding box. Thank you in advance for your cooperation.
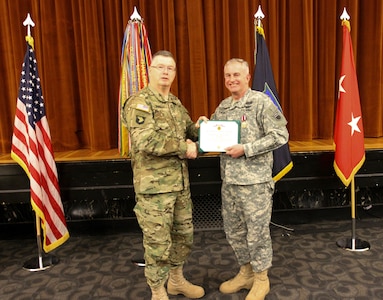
[198,120,240,152]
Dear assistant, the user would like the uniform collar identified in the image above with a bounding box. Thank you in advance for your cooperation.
[147,86,175,103]
[221,88,252,109]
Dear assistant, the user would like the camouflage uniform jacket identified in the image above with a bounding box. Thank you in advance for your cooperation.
[122,86,198,194]
[211,88,289,185]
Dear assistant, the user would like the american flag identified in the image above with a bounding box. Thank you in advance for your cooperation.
[11,39,69,252]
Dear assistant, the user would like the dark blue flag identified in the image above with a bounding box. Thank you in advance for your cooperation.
[252,26,293,181]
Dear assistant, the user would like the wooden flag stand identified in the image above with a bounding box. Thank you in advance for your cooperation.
[23,214,59,271]
[336,178,370,251]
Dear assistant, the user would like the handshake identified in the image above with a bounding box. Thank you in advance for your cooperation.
[184,116,209,159]
[185,139,198,159]
[185,116,209,159]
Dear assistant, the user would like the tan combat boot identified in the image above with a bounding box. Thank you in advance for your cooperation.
[219,263,254,294]
[150,285,169,300]
[245,269,270,300]
[167,266,205,298]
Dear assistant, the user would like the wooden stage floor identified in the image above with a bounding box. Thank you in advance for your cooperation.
[1,138,383,164]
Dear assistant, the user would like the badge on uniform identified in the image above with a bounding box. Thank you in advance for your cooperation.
[241,114,247,128]
[274,112,282,120]
[136,103,150,112]
[136,115,146,124]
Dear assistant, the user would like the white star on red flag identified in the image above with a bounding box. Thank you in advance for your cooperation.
[339,75,346,96]
[347,113,361,135]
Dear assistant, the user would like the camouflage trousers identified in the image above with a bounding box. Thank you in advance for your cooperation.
[134,189,194,288]
[221,181,274,272]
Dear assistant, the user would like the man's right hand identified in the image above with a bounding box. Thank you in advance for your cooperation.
[185,139,198,159]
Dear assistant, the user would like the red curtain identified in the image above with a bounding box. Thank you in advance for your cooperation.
[1,0,382,154]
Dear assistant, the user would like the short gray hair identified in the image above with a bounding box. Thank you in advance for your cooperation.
[224,58,249,73]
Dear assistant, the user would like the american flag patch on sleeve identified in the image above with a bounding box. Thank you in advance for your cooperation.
[136,103,150,113]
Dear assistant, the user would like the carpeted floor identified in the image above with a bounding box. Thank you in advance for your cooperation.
[1,216,383,300]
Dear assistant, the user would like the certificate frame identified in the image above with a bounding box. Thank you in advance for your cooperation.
[198,120,241,152]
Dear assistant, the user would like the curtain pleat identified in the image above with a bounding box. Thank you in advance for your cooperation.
[1,0,383,154]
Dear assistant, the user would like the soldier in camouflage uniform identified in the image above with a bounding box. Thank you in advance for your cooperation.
[121,50,205,300]
[211,58,289,300]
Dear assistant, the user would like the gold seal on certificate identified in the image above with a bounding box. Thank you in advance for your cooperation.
[198,120,241,152]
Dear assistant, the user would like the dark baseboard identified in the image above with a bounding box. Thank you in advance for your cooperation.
[2,204,382,241]
[2,150,383,238]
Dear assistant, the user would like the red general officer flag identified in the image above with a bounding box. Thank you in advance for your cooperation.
[334,19,365,187]
[11,37,69,252]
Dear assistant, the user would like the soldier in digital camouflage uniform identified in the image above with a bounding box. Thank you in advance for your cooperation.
[211,58,289,300]
[121,50,205,300]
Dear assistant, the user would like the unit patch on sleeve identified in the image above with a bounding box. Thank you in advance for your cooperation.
[136,115,146,125]
[129,101,151,127]
[265,105,287,126]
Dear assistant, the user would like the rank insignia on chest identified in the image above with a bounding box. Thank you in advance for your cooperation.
[136,115,146,124]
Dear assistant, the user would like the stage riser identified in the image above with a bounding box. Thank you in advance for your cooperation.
[1,151,383,230]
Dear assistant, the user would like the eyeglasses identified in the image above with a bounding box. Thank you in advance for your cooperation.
[151,65,176,72]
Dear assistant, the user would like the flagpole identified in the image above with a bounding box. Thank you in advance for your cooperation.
[23,214,59,271]
[253,6,295,233]
[336,177,370,251]
[120,6,151,268]
[335,8,369,252]
[129,6,146,263]
[20,13,60,271]
[35,215,43,269]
